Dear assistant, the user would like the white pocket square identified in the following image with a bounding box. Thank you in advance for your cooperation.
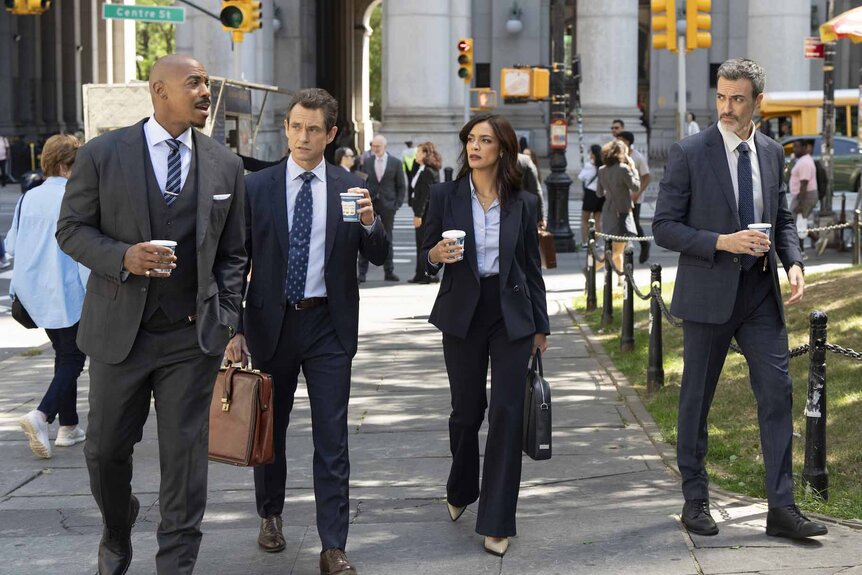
[213,194,232,201]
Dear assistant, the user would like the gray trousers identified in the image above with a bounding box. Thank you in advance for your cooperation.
[85,322,222,574]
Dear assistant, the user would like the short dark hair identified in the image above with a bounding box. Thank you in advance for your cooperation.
[287,88,338,132]
[611,119,625,128]
[334,146,355,165]
[618,131,635,146]
[716,58,766,98]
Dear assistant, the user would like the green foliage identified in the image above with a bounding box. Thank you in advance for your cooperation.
[368,3,382,121]
[134,0,176,81]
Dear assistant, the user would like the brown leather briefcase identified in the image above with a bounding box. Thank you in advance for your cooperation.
[208,364,275,466]
[538,227,557,269]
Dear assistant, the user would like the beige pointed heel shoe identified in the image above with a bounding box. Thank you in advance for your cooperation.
[446,501,466,522]
[483,536,509,557]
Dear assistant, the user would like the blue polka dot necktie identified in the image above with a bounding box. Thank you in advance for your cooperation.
[286,172,315,305]
[164,138,182,206]
[736,142,757,271]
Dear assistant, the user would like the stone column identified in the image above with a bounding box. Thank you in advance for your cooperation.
[748,0,810,92]
[380,0,469,169]
[575,0,643,168]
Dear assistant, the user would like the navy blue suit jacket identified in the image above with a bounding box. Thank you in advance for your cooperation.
[652,125,802,325]
[419,178,550,341]
[239,159,388,360]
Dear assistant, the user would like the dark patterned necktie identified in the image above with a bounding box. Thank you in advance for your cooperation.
[164,139,182,206]
[285,172,315,304]
[736,142,756,270]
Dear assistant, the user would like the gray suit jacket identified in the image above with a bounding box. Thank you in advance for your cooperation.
[363,154,405,212]
[57,119,247,364]
[652,124,801,325]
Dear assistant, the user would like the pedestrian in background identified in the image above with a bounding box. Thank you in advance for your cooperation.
[578,143,605,248]
[408,140,441,284]
[617,131,651,263]
[517,152,545,227]
[420,114,549,558]
[686,112,701,136]
[788,139,818,258]
[0,134,10,186]
[9,134,89,459]
[596,139,639,275]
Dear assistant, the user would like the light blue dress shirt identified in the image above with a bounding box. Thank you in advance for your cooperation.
[7,177,91,329]
[143,115,193,193]
[469,176,501,277]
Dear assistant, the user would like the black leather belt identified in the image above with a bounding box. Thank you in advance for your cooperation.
[290,297,328,311]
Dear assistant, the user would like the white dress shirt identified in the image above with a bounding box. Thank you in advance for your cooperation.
[143,115,193,194]
[717,120,764,223]
[286,155,329,299]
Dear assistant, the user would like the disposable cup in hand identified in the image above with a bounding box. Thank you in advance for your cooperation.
[442,230,466,261]
[340,193,363,222]
[150,240,177,274]
[747,223,771,252]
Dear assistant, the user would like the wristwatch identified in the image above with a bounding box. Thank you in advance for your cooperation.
[227,324,236,338]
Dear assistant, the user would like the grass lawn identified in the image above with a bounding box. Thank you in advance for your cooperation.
[579,266,862,522]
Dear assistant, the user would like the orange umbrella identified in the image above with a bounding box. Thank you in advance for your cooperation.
[820,6,862,43]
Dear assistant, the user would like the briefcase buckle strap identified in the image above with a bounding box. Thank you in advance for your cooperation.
[221,397,231,412]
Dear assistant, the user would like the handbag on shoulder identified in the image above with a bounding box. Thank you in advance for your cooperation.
[208,360,275,466]
[523,350,552,460]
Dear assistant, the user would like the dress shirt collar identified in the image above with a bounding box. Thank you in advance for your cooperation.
[374,152,388,162]
[717,120,757,158]
[468,174,499,208]
[145,115,193,151]
[287,154,327,183]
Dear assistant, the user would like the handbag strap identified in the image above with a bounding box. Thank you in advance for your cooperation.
[531,349,543,377]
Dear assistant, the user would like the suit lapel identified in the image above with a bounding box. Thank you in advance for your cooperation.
[117,119,152,241]
[754,131,773,221]
[451,178,479,281]
[194,131,215,248]
[705,125,741,228]
[270,159,290,262]
[324,162,341,265]
[499,195,522,284]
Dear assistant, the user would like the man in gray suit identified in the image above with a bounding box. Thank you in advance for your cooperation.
[653,58,826,541]
[57,55,246,574]
[358,134,404,282]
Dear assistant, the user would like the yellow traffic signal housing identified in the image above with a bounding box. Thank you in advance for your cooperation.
[651,0,677,53]
[242,1,262,33]
[220,0,262,42]
[686,0,711,51]
[4,0,52,15]
[531,68,550,100]
[500,68,550,101]
[457,38,473,85]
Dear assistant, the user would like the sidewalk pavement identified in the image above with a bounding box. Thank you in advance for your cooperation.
[1,261,861,574]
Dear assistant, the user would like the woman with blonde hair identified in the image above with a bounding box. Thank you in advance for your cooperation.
[596,139,639,273]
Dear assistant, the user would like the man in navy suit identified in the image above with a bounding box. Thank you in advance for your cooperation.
[226,88,388,575]
[653,58,826,541]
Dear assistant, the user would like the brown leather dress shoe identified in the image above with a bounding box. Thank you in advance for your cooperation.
[257,515,286,553]
[320,548,357,575]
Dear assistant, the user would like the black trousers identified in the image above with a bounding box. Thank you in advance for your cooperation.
[443,275,533,537]
[358,207,395,275]
[39,323,86,426]
[413,220,426,280]
[632,203,649,252]
[254,305,352,551]
[678,264,795,507]
[85,322,222,575]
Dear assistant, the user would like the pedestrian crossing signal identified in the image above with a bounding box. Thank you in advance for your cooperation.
[457,38,473,85]
[4,0,51,15]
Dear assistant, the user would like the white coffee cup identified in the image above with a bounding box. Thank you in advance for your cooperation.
[150,240,177,274]
[339,192,363,222]
[442,229,466,261]
[747,223,772,252]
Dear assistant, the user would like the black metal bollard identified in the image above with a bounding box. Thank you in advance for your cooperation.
[854,209,860,266]
[585,219,598,312]
[620,247,635,352]
[803,311,829,500]
[444,167,454,182]
[601,245,614,328]
[647,264,664,393]
[839,193,848,252]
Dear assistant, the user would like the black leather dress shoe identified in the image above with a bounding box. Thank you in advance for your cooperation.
[681,499,719,536]
[384,273,400,282]
[766,505,828,539]
[97,495,139,575]
[257,514,286,552]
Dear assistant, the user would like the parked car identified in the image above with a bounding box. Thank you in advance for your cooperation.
[780,135,862,194]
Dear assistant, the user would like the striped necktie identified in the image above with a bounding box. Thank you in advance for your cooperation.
[164,138,182,206]
[285,172,315,304]
[737,142,756,270]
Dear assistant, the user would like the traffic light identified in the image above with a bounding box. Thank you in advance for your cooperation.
[650,0,677,53]
[685,0,711,51]
[4,0,52,15]
[457,38,473,85]
[220,0,262,42]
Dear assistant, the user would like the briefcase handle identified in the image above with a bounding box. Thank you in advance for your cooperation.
[530,349,543,377]
[223,355,254,371]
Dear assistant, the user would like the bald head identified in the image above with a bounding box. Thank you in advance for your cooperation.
[149,54,212,137]
[371,134,387,157]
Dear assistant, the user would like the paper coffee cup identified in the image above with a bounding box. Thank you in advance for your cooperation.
[747,223,771,252]
[442,229,466,261]
[340,193,363,222]
[150,240,177,274]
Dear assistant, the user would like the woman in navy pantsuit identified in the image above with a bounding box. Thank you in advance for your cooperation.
[420,114,550,557]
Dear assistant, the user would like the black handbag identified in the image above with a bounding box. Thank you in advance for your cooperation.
[523,350,552,460]
[9,194,37,330]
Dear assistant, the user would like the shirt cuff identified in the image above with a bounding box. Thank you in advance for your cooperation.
[361,217,378,235]
[427,253,442,269]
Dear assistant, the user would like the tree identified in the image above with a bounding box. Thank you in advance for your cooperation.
[135,0,176,81]
[369,4,382,121]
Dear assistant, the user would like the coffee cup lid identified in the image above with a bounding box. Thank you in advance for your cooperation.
[747,223,772,230]
[442,229,466,238]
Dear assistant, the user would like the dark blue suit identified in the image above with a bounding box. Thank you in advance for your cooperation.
[653,125,803,507]
[420,178,549,537]
[240,159,388,550]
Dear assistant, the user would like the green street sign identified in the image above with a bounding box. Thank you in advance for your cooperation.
[102,4,185,24]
